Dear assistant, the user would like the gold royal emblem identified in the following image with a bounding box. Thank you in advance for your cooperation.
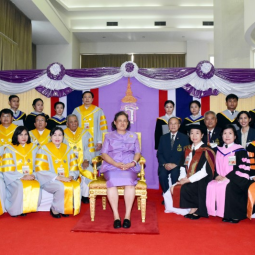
[215,138,219,145]
[177,144,182,151]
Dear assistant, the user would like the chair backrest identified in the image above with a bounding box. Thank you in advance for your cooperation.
[102,132,142,151]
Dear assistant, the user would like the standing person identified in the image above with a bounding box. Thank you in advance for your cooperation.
[47,102,67,130]
[216,94,239,130]
[8,95,26,126]
[157,117,189,211]
[180,100,205,134]
[154,100,181,150]
[0,109,17,146]
[236,111,255,148]
[29,114,51,146]
[171,125,215,219]
[101,111,141,229]
[35,127,81,218]
[202,111,221,149]
[63,114,95,204]
[0,109,17,216]
[72,91,108,155]
[25,98,49,131]
[206,124,251,223]
[2,126,41,217]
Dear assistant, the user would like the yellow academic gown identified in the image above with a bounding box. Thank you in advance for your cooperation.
[29,128,51,146]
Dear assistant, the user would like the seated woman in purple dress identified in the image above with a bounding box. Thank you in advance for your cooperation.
[101,111,141,229]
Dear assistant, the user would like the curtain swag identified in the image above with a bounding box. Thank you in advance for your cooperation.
[0,61,255,98]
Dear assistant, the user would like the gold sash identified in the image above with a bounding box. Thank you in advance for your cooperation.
[77,105,100,137]
[21,179,40,213]
[63,180,81,215]
[44,142,71,176]
[64,128,93,179]
[0,198,3,215]
[0,123,17,146]
[30,129,51,146]
[7,143,35,174]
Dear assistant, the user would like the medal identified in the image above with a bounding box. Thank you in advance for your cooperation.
[27,159,31,163]
[78,148,81,151]
[8,138,11,142]
[55,160,59,164]
[1,139,4,142]
[73,146,77,150]
[63,160,67,163]
[19,159,23,163]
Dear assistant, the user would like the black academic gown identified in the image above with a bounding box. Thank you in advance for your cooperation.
[217,149,253,220]
[47,117,67,131]
[216,111,239,130]
[154,118,168,150]
[25,113,49,131]
[179,144,215,217]
[180,116,205,134]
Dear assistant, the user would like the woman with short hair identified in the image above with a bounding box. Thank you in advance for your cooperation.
[101,111,141,229]
[35,127,81,218]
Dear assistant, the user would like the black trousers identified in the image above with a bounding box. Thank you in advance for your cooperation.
[158,166,180,193]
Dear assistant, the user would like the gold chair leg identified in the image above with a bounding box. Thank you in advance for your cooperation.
[89,191,96,221]
[141,195,146,223]
[102,196,107,210]
[137,196,141,210]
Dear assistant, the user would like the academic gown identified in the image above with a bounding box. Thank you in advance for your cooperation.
[0,146,6,215]
[47,115,67,130]
[35,142,81,215]
[12,110,26,126]
[29,128,51,147]
[172,144,215,217]
[207,144,252,220]
[0,123,17,146]
[216,110,239,130]
[2,143,41,216]
[72,104,108,155]
[179,115,205,134]
[25,112,49,131]
[63,127,95,197]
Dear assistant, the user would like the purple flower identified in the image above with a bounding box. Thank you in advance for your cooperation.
[125,62,135,73]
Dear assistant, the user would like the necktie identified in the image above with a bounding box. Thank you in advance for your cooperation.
[225,144,228,148]
[171,135,175,149]
[231,111,234,115]
[192,148,195,157]
[207,131,211,144]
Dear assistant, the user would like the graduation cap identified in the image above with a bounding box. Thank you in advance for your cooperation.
[186,124,206,135]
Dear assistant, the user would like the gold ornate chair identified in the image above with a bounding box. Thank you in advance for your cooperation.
[88,132,147,222]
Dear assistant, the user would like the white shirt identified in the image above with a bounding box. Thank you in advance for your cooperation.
[170,132,177,141]
[223,142,234,148]
[38,129,45,135]
[228,110,236,115]
[165,114,174,121]
[178,141,208,183]
[241,128,249,148]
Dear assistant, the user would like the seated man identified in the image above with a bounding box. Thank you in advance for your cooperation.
[157,117,190,210]
[63,114,95,204]
[216,94,239,130]
[29,114,51,146]
[0,108,17,215]
[202,111,221,150]
[8,95,26,126]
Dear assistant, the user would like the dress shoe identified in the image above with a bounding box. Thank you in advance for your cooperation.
[161,200,165,205]
[229,218,240,224]
[122,219,131,228]
[113,219,121,229]
[61,214,69,217]
[50,208,61,219]
[189,214,201,220]
[20,213,27,216]
[222,218,230,222]
[82,196,89,204]
[184,214,192,218]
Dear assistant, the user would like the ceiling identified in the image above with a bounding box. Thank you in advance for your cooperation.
[11,0,214,44]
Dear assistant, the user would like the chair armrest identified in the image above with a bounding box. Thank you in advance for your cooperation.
[138,156,146,182]
[92,156,103,180]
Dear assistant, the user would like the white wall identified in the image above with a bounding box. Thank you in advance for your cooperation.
[186,41,209,67]
[80,41,186,54]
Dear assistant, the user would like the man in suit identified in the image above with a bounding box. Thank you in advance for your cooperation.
[203,111,221,150]
[157,117,190,203]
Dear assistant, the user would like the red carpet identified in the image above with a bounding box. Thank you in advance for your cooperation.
[72,199,159,234]
[1,189,255,255]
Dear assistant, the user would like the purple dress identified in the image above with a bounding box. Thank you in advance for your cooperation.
[101,131,141,188]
